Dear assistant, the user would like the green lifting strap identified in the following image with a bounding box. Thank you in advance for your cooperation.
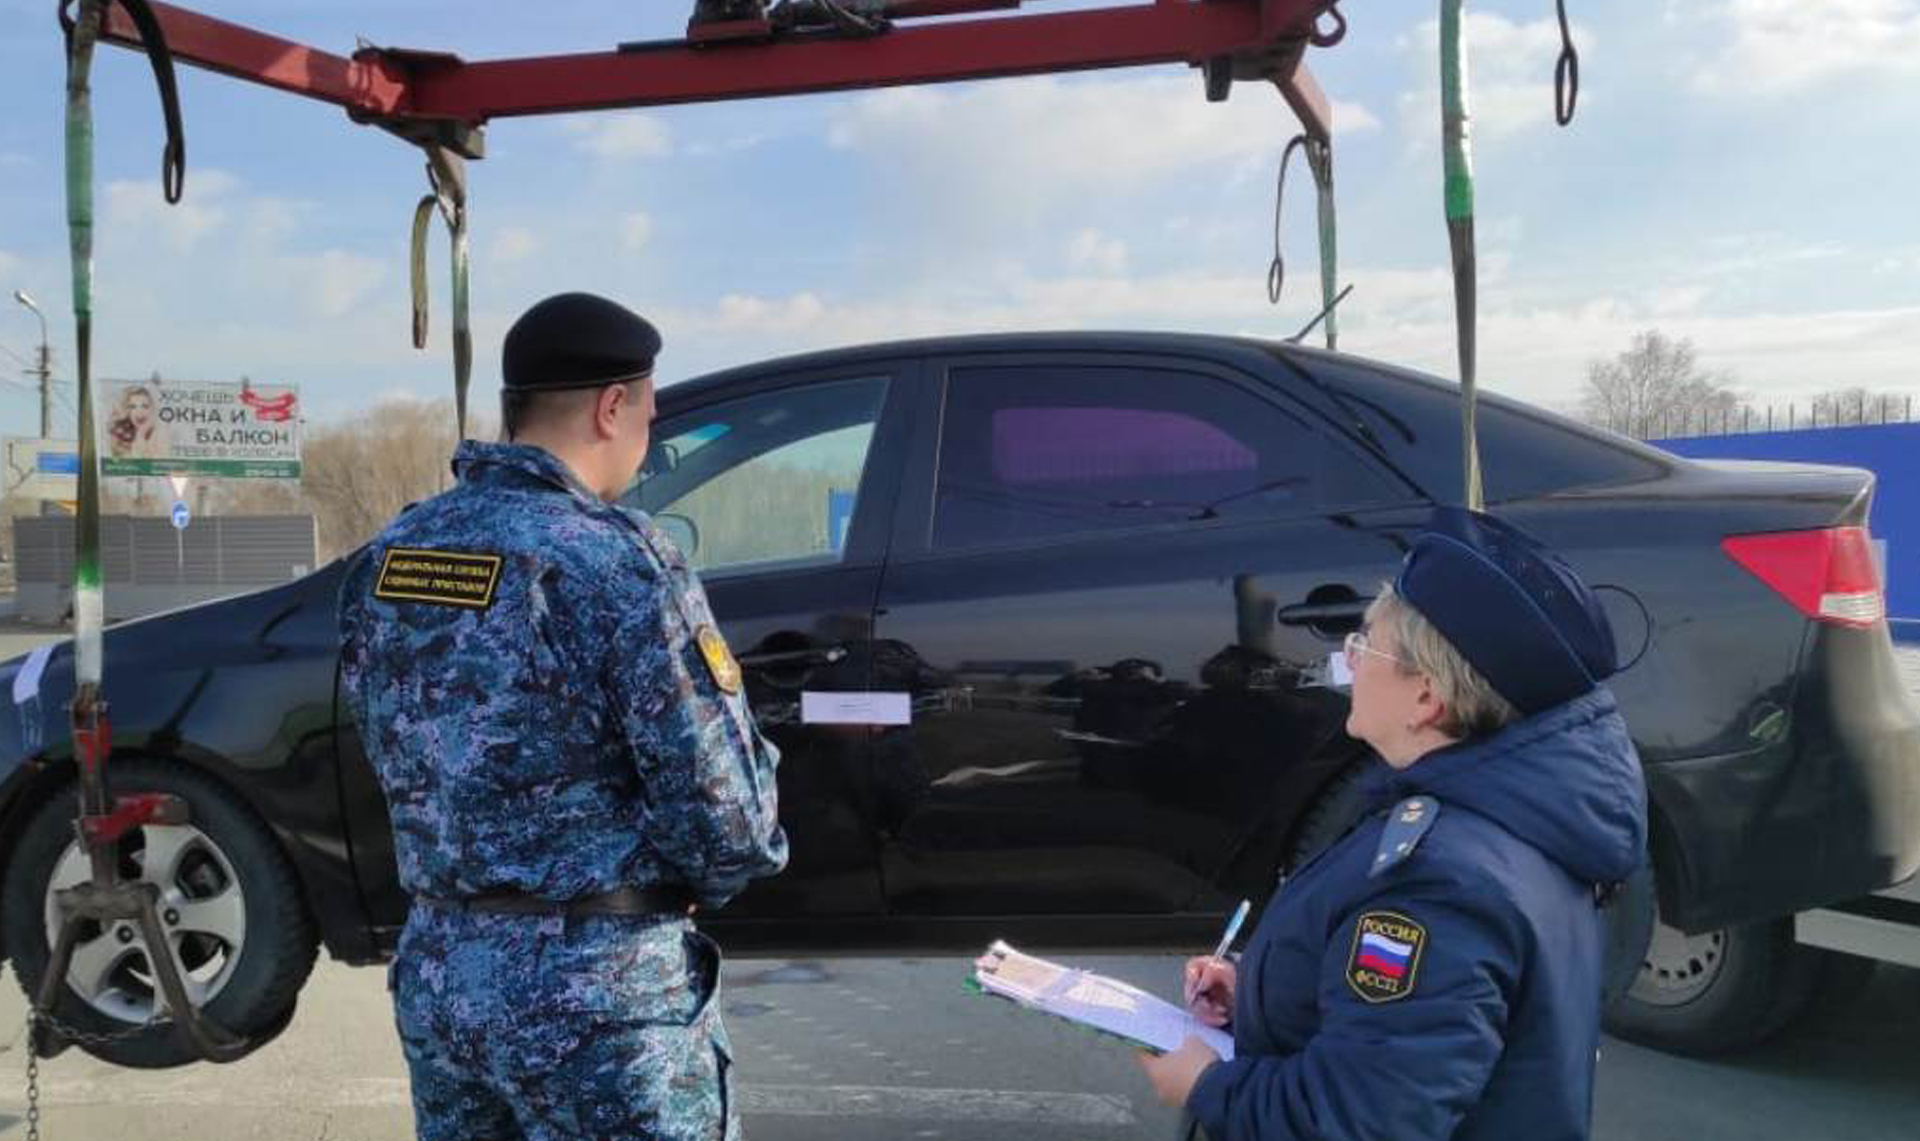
[409,146,474,440]
[1441,0,1484,511]
[1308,137,1338,351]
[65,0,105,696]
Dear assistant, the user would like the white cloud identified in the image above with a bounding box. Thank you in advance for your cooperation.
[1332,100,1383,136]
[620,212,655,252]
[566,113,674,159]
[826,75,1325,223]
[489,227,540,265]
[0,249,19,279]
[1066,229,1128,275]
[103,168,237,252]
[307,250,386,318]
[371,385,436,406]
[651,256,1920,413]
[1648,285,1710,314]
[687,133,770,157]
[1693,0,1920,93]
[1659,234,1848,281]
[1398,13,1594,149]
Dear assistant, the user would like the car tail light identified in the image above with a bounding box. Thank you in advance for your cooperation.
[1720,526,1884,628]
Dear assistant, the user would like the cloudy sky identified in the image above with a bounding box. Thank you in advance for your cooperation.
[1,0,1917,430]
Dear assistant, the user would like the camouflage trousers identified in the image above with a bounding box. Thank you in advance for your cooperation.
[390,904,739,1141]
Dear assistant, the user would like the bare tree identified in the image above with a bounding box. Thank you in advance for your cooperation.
[1579,330,1747,438]
[1809,386,1906,427]
[300,399,488,560]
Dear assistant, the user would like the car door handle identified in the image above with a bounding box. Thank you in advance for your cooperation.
[736,645,849,668]
[1275,597,1374,628]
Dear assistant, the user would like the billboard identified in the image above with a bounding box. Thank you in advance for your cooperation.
[97,378,302,479]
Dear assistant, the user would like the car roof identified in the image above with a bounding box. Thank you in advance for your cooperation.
[661,329,1304,400]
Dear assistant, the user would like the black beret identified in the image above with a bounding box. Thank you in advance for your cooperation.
[501,292,662,391]
[1395,506,1619,716]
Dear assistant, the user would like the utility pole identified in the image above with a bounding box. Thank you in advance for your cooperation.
[12,290,53,438]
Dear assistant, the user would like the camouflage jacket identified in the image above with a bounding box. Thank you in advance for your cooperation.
[338,440,788,908]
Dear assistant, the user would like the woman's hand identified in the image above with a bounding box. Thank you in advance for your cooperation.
[1182,956,1236,1028]
[1137,1035,1221,1108]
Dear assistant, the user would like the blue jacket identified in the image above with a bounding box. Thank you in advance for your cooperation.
[339,441,788,909]
[1187,687,1646,1141]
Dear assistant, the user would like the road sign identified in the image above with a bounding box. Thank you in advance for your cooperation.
[168,474,189,498]
[171,500,191,530]
[3,438,81,501]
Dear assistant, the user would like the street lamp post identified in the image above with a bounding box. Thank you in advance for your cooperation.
[12,289,53,439]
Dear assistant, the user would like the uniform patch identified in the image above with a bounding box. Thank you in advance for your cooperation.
[697,625,743,694]
[373,547,503,610]
[1345,910,1427,1003]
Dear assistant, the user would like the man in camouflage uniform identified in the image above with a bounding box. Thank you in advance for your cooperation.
[339,292,788,1140]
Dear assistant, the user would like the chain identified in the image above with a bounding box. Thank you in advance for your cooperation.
[23,1012,39,1141]
[19,1006,173,1141]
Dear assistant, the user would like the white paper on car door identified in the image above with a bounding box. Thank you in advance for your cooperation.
[801,691,912,725]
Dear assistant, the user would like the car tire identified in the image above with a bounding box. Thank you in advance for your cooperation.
[1601,890,1826,1056]
[1281,756,1375,875]
[2,760,318,1068]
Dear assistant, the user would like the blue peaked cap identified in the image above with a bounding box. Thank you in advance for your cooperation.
[1395,507,1619,716]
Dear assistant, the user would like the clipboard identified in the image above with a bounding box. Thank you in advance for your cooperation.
[970,940,1235,1060]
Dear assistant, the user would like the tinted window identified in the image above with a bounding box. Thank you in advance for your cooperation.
[628,377,887,573]
[932,364,1395,551]
[1286,353,1666,501]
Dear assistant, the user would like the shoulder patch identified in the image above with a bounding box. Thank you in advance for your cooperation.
[697,625,743,695]
[373,547,503,610]
[1346,910,1427,1003]
[1369,795,1439,879]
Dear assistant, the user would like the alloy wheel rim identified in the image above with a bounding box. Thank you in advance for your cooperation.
[42,822,248,1025]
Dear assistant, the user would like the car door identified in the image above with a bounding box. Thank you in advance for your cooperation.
[626,363,914,918]
[870,350,1420,918]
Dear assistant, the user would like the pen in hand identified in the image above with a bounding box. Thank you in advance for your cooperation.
[1185,898,1251,1007]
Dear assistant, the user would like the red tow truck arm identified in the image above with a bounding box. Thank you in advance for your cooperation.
[96,0,1337,149]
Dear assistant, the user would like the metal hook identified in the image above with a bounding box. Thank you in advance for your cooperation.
[1554,0,1580,126]
[1309,4,1347,48]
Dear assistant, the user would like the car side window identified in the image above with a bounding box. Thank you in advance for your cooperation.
[931,363,1394,551]
[627,377,888,574]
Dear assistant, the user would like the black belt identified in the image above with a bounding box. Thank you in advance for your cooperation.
[421,885,695,919]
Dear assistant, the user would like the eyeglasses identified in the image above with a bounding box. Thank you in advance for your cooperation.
[1344,629,1411,669]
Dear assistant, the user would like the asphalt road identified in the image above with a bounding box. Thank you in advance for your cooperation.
[2,950,1916,1141]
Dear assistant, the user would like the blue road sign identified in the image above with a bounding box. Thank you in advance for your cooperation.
[171,500,191,530]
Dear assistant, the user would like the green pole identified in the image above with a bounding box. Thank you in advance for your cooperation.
[66,0,105,697]
[1441,0,1483,511]
[448,185,472,441]
[1309,139,1338,351]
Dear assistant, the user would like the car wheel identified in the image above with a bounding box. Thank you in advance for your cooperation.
[1281,756,1375,876]
[2,761,318,1068]
[1602,894,1823,1056]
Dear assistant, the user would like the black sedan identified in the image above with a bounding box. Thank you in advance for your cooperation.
[3,332,1917,1067]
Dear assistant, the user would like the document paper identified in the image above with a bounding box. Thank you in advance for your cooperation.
[972,941,1235,1060]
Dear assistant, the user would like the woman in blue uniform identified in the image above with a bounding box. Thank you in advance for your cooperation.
[1140,507,1647,1140]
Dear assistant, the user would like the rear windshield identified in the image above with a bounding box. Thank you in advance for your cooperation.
[1282,351,1669,502]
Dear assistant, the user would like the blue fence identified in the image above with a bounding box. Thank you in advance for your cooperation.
[1661,422,1920,637]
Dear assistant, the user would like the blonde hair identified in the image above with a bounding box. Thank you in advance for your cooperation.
[1367,581,1519,740]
